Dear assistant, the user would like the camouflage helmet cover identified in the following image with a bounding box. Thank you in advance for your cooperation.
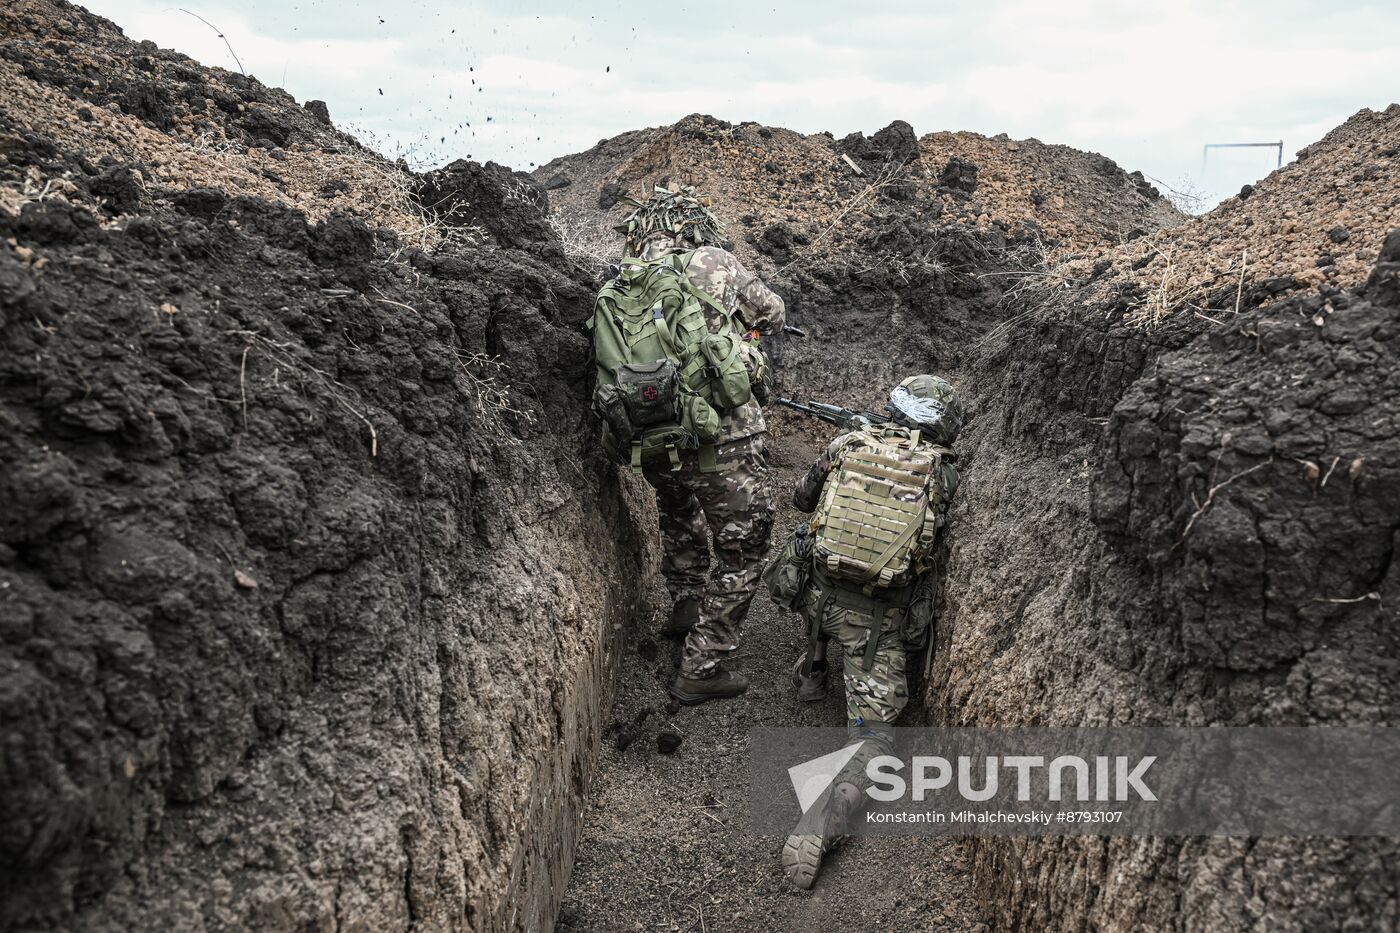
[890,374,964,445]
[615,184,726,257]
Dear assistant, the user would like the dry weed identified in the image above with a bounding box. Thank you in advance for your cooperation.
[453,351,536,441]
[778,161,909,274]
[548,211,622,275]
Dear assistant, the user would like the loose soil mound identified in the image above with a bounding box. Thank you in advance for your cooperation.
[1064,104,1400,326]
[1,2,652,930]
[0,0,437,238]
[537,114,1180,275]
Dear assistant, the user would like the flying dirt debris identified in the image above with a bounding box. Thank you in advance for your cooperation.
[1,1,1398,932]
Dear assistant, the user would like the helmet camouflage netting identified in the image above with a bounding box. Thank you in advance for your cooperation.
[615,184,727,257]
[890,374,964,445]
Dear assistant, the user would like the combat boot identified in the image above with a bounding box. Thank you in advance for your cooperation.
[782,780,860,890]
[667,667,749,706]
[662,596,700,638]
[791,654,828,703]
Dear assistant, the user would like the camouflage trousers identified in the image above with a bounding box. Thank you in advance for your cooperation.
[644,434,774,677]
[795,574,935,784]
[809,605,911,727]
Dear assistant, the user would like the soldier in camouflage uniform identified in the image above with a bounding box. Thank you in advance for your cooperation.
[778,374,964,888]
[619,187,785,704]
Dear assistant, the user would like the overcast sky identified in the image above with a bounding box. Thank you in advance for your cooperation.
[84,0,1400,210]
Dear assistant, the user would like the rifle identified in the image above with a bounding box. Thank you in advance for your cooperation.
[778,398,893,430]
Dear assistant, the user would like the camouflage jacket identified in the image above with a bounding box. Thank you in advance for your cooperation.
[640,239,786,442]
[794,429,960,516]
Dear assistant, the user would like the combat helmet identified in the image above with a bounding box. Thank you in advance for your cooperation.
[615,184,726,258]
[887,374,963,446]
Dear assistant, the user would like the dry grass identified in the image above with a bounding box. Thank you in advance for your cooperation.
[978,233,1078,298]
[0,164,82,217]
[548,211,622,275]
[852,247,950,284]
[453,351,536,441]
[1119,236,1257,327]
[1146,174,1211,216]
[231,331,382,456]
[981,226,1260,331]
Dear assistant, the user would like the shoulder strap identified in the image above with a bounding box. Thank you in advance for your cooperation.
[687,280,734,324]
[669,249,741,332]
[650,303,680,358]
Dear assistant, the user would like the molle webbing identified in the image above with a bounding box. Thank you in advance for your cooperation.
[812,431,939,587]
[604,266,687,351]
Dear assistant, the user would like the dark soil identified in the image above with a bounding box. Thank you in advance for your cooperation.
[4,1,1398,930]
[0,44,652,931]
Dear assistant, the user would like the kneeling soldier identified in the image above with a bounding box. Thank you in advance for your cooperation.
[766,374,964,888]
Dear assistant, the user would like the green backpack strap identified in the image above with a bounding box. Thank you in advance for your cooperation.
[863,605,886,671]
[650,302,680,358]
[687,279,738,328]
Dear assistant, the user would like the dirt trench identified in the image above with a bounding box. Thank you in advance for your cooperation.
[559,246,1400,932]
[551,184,1400,932]
[556,423,980,933]
[553,212,1019,933]
[4,2,1398,926]
[562,104,1400,928]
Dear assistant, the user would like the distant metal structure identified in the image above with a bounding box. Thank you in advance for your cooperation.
[1202,141,1284,171]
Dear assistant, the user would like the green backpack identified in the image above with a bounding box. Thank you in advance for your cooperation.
[588,252,753,471]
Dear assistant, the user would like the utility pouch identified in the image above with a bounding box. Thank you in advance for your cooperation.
[592,382,634,442]
[633,424,694,471]
[697,332,752,410]
[616,359,683,427]
[901,575,937,650]
[683,392,722,444]
[764,523,813,610]
[743,340,774,406]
